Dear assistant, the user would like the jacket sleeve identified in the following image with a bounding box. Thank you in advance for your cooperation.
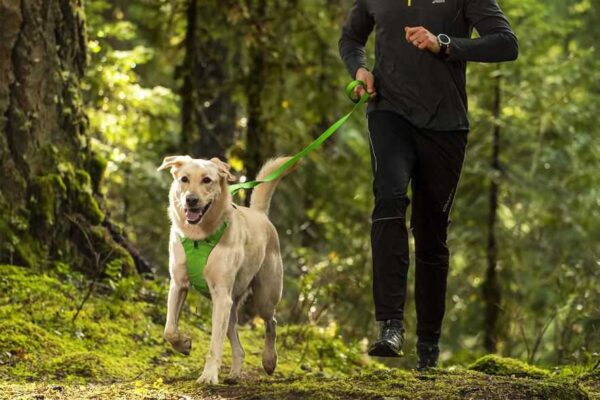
[447,0,519,63]
[338,0,375,78]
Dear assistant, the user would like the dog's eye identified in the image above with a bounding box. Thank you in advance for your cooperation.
[180,176,189,183]
[202,177,212,184]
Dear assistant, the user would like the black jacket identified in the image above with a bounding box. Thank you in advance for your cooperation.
[339,0,518,131]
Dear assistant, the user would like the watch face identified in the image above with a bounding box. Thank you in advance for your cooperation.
[438,34,451,45]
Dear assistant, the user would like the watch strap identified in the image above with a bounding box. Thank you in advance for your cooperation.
[437,34,450,59]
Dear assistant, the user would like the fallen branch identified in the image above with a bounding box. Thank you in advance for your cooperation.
[102,217,154,277]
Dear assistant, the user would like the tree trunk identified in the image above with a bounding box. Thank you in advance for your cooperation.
[483,74,502,353]
[180,0,236,160]
[244,0,274,206]
[0,0,137,275]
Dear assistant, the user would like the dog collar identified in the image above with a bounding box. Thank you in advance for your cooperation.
[180,220,229,298]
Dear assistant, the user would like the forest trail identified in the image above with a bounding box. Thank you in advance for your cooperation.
[2,367,598,400]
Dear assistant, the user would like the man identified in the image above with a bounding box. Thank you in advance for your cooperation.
[339,0,518,369]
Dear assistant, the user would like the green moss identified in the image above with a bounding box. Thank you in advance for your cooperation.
[54,162,104,225]
[583,369,600,382]
[48,352,113,383]
[29,174,67,226]
[0,146,122,274]
[72,169,105,224]
[581,368,600,399]
[86,151,108,193]
[0,197,40,268]
[0,266,591,400]
[87,225,135,275]
[1,232,35,268]
[469,354,549,379]
[0,320,60,356]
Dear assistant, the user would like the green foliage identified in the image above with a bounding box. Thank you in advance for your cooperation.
[82,0,182,268]
[74,0,600,372]
[446,0,600,364]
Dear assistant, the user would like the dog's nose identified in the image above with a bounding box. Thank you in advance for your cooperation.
[186,194,199,208]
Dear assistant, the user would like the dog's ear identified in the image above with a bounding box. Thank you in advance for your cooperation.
[210,157,236,182]
[157,155,192,172]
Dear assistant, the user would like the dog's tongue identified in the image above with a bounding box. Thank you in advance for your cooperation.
[186,209,202,222]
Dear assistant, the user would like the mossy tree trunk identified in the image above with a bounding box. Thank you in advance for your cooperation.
[0,0,136,275]
[180,0,237,160]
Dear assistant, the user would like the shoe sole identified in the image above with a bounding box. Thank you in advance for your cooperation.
[367,342,404,358]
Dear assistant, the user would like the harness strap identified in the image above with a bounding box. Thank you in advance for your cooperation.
[181,220,229,298]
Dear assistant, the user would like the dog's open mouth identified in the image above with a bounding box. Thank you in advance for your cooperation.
[185,201,212,225]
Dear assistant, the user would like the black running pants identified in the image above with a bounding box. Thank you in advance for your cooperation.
[368,110,467,343]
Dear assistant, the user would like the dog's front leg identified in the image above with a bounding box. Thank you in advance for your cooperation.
[197,285,232,385]
[164,279,191,355]
[164,235,192,355]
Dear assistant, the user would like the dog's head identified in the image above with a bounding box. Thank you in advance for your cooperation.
[157,155,235,225]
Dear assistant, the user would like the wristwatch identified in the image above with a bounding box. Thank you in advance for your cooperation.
[437,33,451,58]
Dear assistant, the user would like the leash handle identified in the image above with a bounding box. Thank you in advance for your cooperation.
[345,80,368,103]
[229,80,369,196]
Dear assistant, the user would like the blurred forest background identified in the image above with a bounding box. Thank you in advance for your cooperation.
[1,0,599,393]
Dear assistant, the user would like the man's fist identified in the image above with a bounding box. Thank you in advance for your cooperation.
[355,67,376,100]
[405,26,441,54]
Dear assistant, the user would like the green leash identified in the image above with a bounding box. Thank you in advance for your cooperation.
[228,80,369,196]
[183,81,368,297]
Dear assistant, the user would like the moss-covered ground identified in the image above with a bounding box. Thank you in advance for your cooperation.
[0,265,597,399]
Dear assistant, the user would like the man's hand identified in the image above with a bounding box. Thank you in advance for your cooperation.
[355,67,376,99]
[405,26,440,54]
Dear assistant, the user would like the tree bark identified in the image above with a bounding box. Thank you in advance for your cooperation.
[0,0,139,275]
[483,74,502,353]
[180,0,236,160]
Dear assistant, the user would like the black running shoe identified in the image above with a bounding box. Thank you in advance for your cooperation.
[367,319,405,358]
[416,341,439,370]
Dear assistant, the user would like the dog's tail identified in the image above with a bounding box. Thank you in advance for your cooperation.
[250,157,294,215]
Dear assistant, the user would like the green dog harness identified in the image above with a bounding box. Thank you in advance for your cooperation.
[181,221,229,298]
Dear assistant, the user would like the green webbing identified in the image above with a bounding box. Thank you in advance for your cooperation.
[181,221,228,298]
[228,80,369,196]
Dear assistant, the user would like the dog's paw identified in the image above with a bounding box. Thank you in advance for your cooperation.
[224,368,242,385]
[262,350,278,375]
[196,371,219,385]
[166,334,192,355]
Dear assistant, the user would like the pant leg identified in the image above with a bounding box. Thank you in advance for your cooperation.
[367,111,417,321]
[410,129,468,343]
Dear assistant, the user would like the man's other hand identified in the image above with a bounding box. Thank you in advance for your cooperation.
[355,67,376,100]
[405,26,440,54]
